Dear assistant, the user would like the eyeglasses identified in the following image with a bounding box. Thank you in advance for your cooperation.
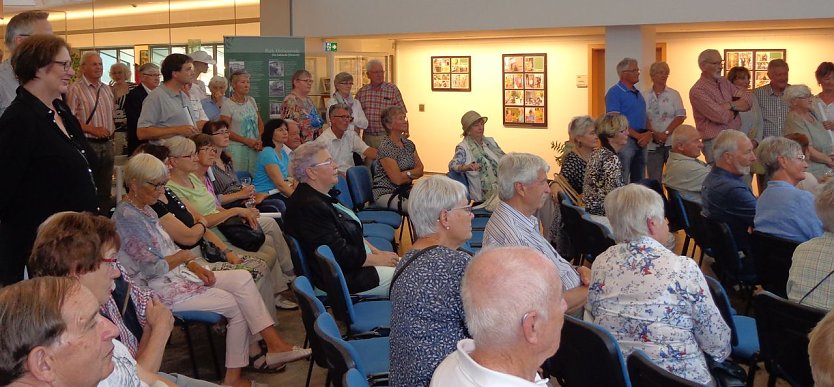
[211,129,230,135]
[142,73,161,77]
[706,60,725,65]
[310,158,335,168]
[448,200,474,214]
[331,114,353,121]
[198,146,218,154]
[53,60,72,71]
[144,180,167,190]
[338,81,354,85]
[296,78,314,83]
[622,69,640,73]
[175,152,197,159]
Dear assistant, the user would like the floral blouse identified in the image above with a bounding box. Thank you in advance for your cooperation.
[588,237,731,385]
[583,147,623,216]
[280,92,323,143]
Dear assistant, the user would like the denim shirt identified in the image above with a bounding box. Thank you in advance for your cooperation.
[701,167,756,252]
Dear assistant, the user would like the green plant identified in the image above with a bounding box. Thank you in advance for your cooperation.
[551,140,567,166]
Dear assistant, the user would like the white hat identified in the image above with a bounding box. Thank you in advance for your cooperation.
[189,50,215,65]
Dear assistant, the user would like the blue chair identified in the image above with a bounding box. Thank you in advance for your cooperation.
[172,311,224,380]
[336,175,401,234]
[446,170,470,200]
[315,245,392,336]
[468,229,484,249]
[291,276,331,387]
[343,167,402,229]
[343,368,370,387]
[314,313,390,386]
[578,212,616,265]
[627,350,704,387]
[289,236,327,299]
[471,216,489,230]
[333,176,396,243]
[543,315,631,387]
[703,217,757,313]
[663,186,692,257]
[704,275,759,386]
[365,236,394,252]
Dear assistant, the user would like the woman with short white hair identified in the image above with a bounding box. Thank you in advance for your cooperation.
[202,75,228,121]
[587,183,731,385]
[784,84,834,178]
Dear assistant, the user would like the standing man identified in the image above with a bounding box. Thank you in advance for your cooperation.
[355,59,406,149]
[690,49,753,163]
[67,51,115,213]
[605,58,648,183]
[754,59,790,139]
[136,53,203,144]
[188,50,214,101]
[316,103,377,173]
[0,10,52,117]
[124,62,160,155]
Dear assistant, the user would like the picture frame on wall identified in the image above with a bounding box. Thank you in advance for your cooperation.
[503,53,547,127]
[431,56,471,91]
[723,49,786,90]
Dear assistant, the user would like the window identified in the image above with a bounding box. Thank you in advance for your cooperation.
[78,47,133,84]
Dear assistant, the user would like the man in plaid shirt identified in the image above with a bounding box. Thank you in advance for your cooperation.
[356,59,406,149]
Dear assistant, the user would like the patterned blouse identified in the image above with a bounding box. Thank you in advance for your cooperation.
[560,151,587,195]
[280,92,323,143]
[210,158,243,196]
[588,237,731,385]
[372,136,417,200]
[583,147,623,216]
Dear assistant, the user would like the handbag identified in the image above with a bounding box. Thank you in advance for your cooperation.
[200,238,227,263]
[706,356,747,387]
[217,216,266,252]
[386,183,412,213]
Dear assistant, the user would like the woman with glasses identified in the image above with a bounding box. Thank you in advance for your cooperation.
[373,106,424,213]
[202,75,228,121]
[221,70,263,176]
[448,110,505,203]
[325,71,368,133]
[582,113,629,224]
[279,69,323,143]
[253,118,295,200]
[284,142,400,297]
[0,35,99,286]
[784,84,834,179]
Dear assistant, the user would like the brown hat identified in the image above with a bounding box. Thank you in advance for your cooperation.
[461,110,488,132]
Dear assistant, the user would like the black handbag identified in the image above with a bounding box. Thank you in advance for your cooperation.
[706,356,747,387]
[217,216,265,252]
[200,238,227,263]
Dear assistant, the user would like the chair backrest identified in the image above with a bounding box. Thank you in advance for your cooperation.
[702,217,743,282]
[346,166,374,210]
[753,291,826,387]
[335,175,357,209]
[289,235,313,279]
[315,245,357,327]
[343,368,370,387]
[703,275,740,347]
[627,350,704,387]
[579,213,616,262]
[663,186,690,231]
[560,199,587,262]
[290,276,330,367]
[446,170,470,200]
[314,313,362,382]
[680,198,712,251]
[558,190,575,207]
[543,315,631,387]
[637,178,678,229]
[749,231,799,298]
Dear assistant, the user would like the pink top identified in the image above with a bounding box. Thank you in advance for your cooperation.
[689,74,752,140]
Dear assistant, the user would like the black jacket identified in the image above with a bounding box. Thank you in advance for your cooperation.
[124,85,148,155]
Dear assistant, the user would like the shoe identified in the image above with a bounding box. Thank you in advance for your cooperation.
[274,294,298,310]
[264,347,312,367]
[246,347,288,374]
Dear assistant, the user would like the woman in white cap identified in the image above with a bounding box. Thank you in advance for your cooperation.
[448,110,505,203]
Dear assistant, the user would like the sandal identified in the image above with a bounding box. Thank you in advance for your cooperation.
[246,346,287,373]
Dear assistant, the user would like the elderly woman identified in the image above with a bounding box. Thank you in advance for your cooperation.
[325,71,368,133]
[110,62,135,152]
[814,62,834,131]
[785,132,827,193]
[202,75,228,122]
[788,181,834,310]
[588,184,731,385]
[583,113,629,219]
[447,110,505,203]
[280,69,323,143]
[755,136,823,243]
[0,35,99,285]
[284,142,400,297]
[253,118,295,198]
[112,154,310,386]
[221,70,264,175]
[373,106,425,213]
[645,61,686,182]
[561,115,599,194]
[784,84,834,179]
[727,67,764,145]
[389,175,473,387]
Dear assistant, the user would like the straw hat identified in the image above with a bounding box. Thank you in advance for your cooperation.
[461,110,488,132]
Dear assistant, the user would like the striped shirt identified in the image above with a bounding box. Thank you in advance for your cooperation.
[355,82,406,136]
[483,201,581,290]
[67,76,115,137]
[689,74,749,140]
[754,84,790,138]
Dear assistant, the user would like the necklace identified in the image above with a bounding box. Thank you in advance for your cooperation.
[230,94,246,104]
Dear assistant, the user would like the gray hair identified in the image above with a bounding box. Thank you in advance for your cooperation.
[207,75,228,90]
[380,106,405,134]
[616,58,637,74]
[366,59,383,72]
[138,62,159,74]
[604,184,665,242]
[4,10,49,51]
[649,61,669,76]
[670,124,698,148]
[698,49,720,65]
[328,103,350,120]
[783,84,812,105]
[333,72,353,85]
[109,62,131,79]
[756,136,803,178]
[408,175,468,238]
[712,129,748,161]
[461,246,560,348]
[229,69,249,85]
[289,142,328,183]
[567,115,595,141]
[124,153,168,187]
[80,51,100,65]
[497,153,549,201]
[161,136,196,158]
[817,180,834,233]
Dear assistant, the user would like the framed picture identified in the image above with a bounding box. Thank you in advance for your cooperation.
[139,50,149,65]
[431,56,471,91]
[723,49,786,90]
[503,53,547,127]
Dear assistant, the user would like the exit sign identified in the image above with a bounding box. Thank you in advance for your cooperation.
[324,42,338,52]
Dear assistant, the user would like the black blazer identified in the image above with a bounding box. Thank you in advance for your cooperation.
[284,182,379,293]
[124,85,148,155]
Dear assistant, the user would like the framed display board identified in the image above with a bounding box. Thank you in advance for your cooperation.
[723,49,786,89]
[431,56,471,91]
[502,53,546,127]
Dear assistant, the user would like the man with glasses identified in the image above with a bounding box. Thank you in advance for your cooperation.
[0,10,52,117]
[316,103,377,174]
[605,57,648,183]
[356,60,406,149]
[690,49,753,163]
[125,63,161,155]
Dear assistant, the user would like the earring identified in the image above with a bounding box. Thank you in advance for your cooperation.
[445,225,451,230]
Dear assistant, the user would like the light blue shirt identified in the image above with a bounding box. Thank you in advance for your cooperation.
[755,180,823,243]
[253,147,289,193]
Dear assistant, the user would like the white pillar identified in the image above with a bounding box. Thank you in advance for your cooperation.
[604,25,657,92]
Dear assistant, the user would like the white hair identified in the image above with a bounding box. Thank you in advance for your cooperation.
[124,153,168,188]
[161,136,195,158]
[604,184,665,242]
[289,142,327,183]
[712,129,748,161]
[698,49,720,65]
[616,58,637,74]
[366,59,383,72]
[408,175,468,238]
[497,153,549,201]
[756,136,803,178]
[783,84,812,105]
[80,51,100,65]
[669,124,698,148]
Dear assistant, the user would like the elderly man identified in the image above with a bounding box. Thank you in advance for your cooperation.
[754,59,790,139]
[605,57,648,183]
[690,49,753,163]
[0,277,119,387]
[355,59,406,149]
[282,119,302,155]
[701,129,757,253]
[0,10,52,116]
[788,181,834,311]
[187,50,214,101]
[137,53,203,144]
[316,103,377,173]
[125,63,160,155]
[67,51,115,212]
[483,152,589,312]
[663,124,711,203]
[431,246,567,386]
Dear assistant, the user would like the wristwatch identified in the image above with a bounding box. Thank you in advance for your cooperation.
[406,171,413,179]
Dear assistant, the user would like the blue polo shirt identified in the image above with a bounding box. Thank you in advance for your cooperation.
[605,81,647,132]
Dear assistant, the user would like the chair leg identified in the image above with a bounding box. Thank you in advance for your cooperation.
[745,358,757,386]
[204,324,222,381]
[181,325,200,380]
[305,357,314,387]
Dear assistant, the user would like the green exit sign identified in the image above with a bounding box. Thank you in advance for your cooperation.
[324,42,338,52]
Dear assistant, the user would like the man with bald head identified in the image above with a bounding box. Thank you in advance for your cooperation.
[0,10,53,116]
[431,246,567,386]
[663,124,711,203]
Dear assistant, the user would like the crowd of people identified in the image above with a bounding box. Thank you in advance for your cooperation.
[2,8,834,387]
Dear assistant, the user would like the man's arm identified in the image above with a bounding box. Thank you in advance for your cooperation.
[690,85,736,125]
[393,85,407,112]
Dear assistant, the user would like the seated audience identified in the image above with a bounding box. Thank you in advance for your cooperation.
[448,110,505,202]
[785,132,826,194]
[0,277,119,387]
[809,308,834,387]
[588,184,731,385]
[583,113,628,218]
[317,103,377,174]
[663,124,711,203]
[253,119,295,199]
[483,152,589,312]
[284,142,399,297]
[701,129,757,253]
[784,84,834,179]
[430,246,567,386]
[390,175,473,386]
[560,115,598,195]
[372,106,424,213]
[112,153,309,386]
[788,180,834,310]
[754,136,823,242]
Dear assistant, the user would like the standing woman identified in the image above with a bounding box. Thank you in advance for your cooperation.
[325,72,368,133]
[202,75,228,122]
[373,106,424,213]
[0,35,99,285]
[280,69,323,143]
[644,61,686,182]
[784,84,834,179]
[221,69,263,175]
[447,110,505,203]
[110,62,135,155]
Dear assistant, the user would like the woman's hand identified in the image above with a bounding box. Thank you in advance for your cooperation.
[461,162,480,172]
[226,250,242,264]
[190,263,216,286]
[824,121,834,131]
[145,297,174,334]
[236,207,260,229]
[576,266,592,286]
[365,251,400,267]
[254,192,269,204]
